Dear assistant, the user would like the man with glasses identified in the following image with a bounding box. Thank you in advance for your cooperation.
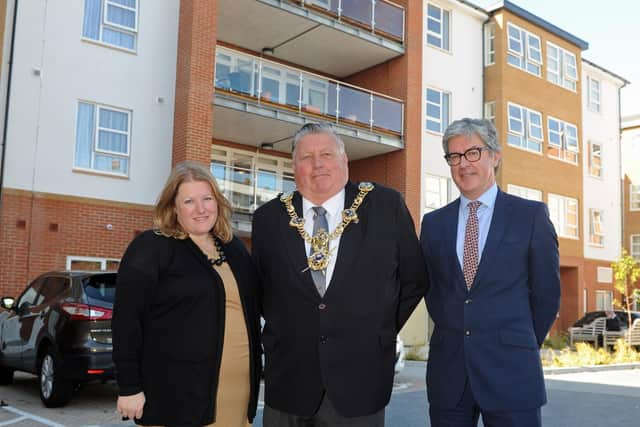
[420,118,560,427]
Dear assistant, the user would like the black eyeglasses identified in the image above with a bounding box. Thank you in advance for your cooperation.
[444,146,492,166]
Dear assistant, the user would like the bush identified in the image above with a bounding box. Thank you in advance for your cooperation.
[542,331,569,350]
[546,340,640,367]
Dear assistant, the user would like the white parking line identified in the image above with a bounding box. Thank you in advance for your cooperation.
[0,405,66,427]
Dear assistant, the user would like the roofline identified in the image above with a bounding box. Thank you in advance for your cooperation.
[486,0,589,50]
[454,0,489,18]
[582,58,630,86]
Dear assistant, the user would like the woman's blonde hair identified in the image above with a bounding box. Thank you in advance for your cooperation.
[153,160,233,242]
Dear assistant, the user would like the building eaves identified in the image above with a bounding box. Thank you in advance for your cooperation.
[454,0,489,17]
[486,0,589,50]
[583,58,631,86]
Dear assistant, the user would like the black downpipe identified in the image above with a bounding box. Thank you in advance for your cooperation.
[0,0,18,211]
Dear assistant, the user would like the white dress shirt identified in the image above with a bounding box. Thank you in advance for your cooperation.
[455,183,498,270]
[301,189,345,289]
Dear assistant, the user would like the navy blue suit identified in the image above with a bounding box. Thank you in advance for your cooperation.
[420,189,560,413]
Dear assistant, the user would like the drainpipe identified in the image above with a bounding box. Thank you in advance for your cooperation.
[618,81,628,257]
[0,0,18,212]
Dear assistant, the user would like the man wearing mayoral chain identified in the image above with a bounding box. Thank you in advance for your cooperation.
[252,122,428,426]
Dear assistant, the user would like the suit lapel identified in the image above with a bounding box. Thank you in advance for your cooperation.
[280,191,320,299]
[471,189,511,291]
[443,199,467,295]
[325,182,364,297]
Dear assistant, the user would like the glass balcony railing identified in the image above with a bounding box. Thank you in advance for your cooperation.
[215,46,404,136]
[294,0,405,42]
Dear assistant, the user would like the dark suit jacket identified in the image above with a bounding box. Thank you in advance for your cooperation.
[252,181,427,417]
[112,231,261,426]
[420,190,560,411]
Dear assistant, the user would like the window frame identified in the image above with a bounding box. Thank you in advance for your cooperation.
[424,174,454,213]
[588,208,605,247]
[588,141,603,178]
[595,290,613,311]
[506,102,543,154]
[426,87,450,135]
[484,101,496,125]
[506,23,542,77]
[547,115,579,164]
[507,184,542,201]
[426,4,450,52]
[82,0,139,52]
[548,193,579,239]
[484,23,495,66]
[66,256,121,271]
[631,235,640,261]
[630,184,640,211]
[587,76,601,113]
[546,41,578,91]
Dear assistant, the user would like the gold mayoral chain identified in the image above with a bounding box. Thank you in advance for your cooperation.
[280,182,374,272]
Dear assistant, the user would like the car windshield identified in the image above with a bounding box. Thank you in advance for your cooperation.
[82,274,116,306]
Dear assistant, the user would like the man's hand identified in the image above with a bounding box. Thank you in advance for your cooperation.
[117,392,145,420]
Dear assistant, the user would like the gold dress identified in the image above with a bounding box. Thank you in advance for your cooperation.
[206,261,251,427]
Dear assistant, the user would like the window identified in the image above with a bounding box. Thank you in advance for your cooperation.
[631,184,640,210]
[427,4,450,51]
[595,290,613,311]
[507,184,542,201]
[74,102,131,176]
[426,88,450,134]
[484,23,495,65]
[547,42,578,91]
[589,209,604,246]
[597,267,613,284]
[507,102,543,153]
[548,194,578,239]
[548,116,579,164]
[587,77,601,112]
[39,277,70,304]
[506,23,542,76]
[82,0,138,51]
[484,102,495,125]
[211,148,294,213]
[424,175,454,213]
[66,256,120,271]
[588,141,602,178]
[632,235,640,261]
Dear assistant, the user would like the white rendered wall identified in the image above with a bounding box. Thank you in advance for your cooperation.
[581,61,624,261]
[3,0,179,205]
[420,0,486,213]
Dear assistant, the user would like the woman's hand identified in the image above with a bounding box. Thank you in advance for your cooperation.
[117,392,145,420]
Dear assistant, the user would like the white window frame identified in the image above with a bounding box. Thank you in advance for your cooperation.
[595,290,613,311]
[588,141,603,178]
[631,184,640,211]
[83,0,139,51]
[507,184,542,201]
[548,193,579,239]
[547,42,578,91]
[74,101,132,177]
[587,76,601,113]
[547,116,579,164]
[426,4,450,51]
[484,23,495,65]
[426,87,450,135]
[484,101,496,125]
[506,23,542,77]
[66,256,120,271]
[507,102,543,153]
[424,174,454,213]
[631,235,640,262]
[588,208,604,247]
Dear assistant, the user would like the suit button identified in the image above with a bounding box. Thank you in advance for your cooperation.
[318,303,326,310]
[320,336,327,344]
[465,330,471,336]
[465,299,472,304]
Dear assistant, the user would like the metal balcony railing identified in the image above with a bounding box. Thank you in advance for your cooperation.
[215,46,404,136]
[292,0,405,42]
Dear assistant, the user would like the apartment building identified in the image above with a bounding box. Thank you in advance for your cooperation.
[581,59,628,314]
[622,114,640,309]
[483,1,589,332]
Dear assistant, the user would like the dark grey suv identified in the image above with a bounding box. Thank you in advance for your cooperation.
[0,271,115,407]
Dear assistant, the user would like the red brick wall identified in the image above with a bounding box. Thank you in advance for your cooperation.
[0,190,152,296]
[172,0,217,165]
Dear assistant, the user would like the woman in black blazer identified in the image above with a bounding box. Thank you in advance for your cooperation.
[113,161,261,426]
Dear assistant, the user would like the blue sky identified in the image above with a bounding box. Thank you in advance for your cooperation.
[476,0,639,117]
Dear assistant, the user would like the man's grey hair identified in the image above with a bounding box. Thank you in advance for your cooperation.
[442,118,501,155]
[292,122,346,160]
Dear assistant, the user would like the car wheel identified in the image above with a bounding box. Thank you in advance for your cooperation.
[38,347,73,407]
[0,365,13,385]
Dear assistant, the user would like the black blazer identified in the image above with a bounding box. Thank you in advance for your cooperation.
[252,182,428,417]
[112,230,261,426]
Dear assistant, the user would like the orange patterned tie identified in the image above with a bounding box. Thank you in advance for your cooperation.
[463,201,481,290]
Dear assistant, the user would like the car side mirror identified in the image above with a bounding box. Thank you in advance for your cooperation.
[0,297,15,310]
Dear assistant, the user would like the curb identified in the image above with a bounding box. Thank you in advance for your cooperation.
[543,362,640,375]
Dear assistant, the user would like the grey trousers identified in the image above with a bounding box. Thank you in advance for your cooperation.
[263,394,385,427]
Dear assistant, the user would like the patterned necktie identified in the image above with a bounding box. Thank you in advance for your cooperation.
[463,201,481,290]
[311,206,328,297]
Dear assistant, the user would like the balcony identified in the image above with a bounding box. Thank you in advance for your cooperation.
[217,0,405,77]
[213,46,404,161]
